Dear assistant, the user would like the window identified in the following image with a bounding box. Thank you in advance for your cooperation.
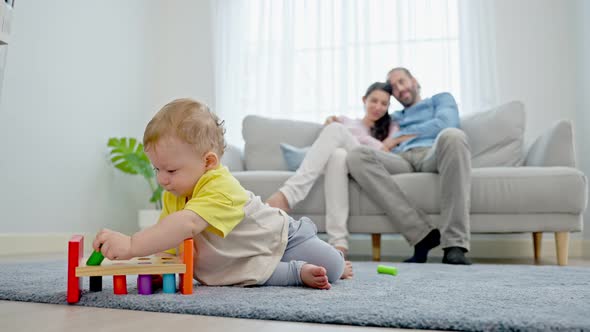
[213,0,463,145]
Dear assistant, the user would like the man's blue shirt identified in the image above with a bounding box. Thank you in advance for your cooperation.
[390,92,460,153]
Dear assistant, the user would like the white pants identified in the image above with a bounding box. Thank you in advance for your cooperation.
[280,122,360,250]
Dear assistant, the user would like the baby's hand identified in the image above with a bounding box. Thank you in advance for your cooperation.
[93,228,133,260]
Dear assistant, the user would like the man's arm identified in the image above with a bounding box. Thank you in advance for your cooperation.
[394,93,460,139]
[381,135,417,151]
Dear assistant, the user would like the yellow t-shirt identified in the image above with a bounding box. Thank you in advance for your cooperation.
[158,165,290,286]
[159,164,249,238]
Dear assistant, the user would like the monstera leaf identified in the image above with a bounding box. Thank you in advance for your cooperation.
[150,186,164,204]
[107,137,162,209]
[107,138,153,177]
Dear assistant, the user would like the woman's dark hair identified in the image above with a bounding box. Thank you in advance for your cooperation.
[364,82,392,141]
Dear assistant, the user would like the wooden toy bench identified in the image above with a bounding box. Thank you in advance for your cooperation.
[67,235,194,304]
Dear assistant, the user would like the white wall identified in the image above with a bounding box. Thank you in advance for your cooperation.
[575,0,590,253]
[148,0,214,111]
[492,1,589,248]
[0,0,214,234]
[493,0,578,145]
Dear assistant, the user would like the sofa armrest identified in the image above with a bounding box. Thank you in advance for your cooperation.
[221,144,245,171]
[525,120,576,167]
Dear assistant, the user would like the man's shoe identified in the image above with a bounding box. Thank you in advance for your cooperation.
[442,246,472,265]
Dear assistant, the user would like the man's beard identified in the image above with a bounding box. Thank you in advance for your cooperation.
[399,89,417,108]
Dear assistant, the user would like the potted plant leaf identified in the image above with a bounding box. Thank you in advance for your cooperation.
[107,137,163,229]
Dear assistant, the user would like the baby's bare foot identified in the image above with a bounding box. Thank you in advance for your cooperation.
[300,264,331,289]
[266,191,291,212]
[340,260,354,279]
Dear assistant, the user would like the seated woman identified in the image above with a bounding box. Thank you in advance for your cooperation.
[266,82,399,258]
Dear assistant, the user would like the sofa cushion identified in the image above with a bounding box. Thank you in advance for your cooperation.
[460,101,526,167]
[279,143,310,171]
[356,167,587,215]
[233,167,587,217]
[232,171,327,214]
[242,116,322,170]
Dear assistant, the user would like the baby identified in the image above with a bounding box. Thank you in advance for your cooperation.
[93,98,352,289]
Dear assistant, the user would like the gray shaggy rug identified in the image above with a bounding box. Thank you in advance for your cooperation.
[0,260,589,331]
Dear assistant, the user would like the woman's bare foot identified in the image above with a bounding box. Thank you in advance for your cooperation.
[335,246,348,259]
[300,264,331,289]
[266,191,291,212]
[340,260,354,279]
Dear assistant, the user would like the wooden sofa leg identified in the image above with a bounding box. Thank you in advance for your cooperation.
[532,232,542,263]
[371,234,381,261]
[555,232,569,266]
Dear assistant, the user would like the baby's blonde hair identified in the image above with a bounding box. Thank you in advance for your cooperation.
[143,98,226,157]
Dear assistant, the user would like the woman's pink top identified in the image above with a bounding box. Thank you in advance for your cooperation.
[337,115,399,150]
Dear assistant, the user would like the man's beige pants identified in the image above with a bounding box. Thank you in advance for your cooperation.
[346,128,472,250]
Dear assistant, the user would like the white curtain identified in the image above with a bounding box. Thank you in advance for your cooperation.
[211,0,496,145]
[458,0,499,114]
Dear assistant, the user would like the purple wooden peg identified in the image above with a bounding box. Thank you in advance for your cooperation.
[137,274,153,295]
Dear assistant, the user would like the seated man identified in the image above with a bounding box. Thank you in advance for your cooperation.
[347,67,472,265]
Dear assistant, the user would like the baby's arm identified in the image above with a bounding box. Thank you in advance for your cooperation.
[93,210,208,260]
[131,210,207,257]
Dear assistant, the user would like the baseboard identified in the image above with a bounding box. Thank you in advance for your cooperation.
[346,234,585,259]
[0,233,95,256]
[0,232,586,259]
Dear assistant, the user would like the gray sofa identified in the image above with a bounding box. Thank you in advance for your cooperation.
[221,101,588,265]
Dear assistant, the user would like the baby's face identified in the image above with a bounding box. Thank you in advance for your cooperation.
[146,136,206,198]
